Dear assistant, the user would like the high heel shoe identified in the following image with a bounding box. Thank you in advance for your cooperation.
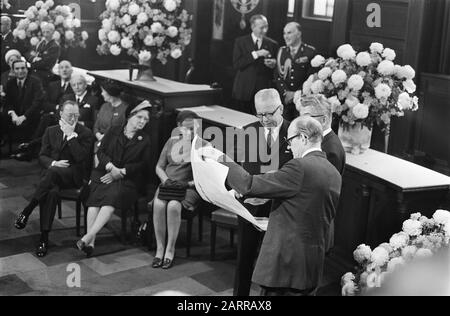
[152,257,163,268]
[161,258,174,269]
[76,240,94,257]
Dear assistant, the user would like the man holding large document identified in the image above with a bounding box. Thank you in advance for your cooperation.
[200,116,342,296]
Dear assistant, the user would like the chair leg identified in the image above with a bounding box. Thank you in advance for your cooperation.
[84,206,88,235]
[186,217,192,257]
[198,210,203,242]
[76,200,81,237]
[57,198,62,219]
[121,209,127,244]
[210,222,217,261]
[230,229,234,247]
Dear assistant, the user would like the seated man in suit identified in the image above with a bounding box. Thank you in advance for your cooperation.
[203,116,342,296]
[233,88,292,296]
[12,60,75,161]
[14,100,94,257]
[3,59,44,147]
[27,23,60,86]
[231,15,279,115]
[297,94,346,253]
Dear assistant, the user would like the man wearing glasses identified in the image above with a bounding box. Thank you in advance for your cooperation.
[234,88,292,296]
[204,116,341,296]
[14,100,94,257]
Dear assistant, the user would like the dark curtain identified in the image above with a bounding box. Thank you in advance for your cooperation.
[422,0,450,74]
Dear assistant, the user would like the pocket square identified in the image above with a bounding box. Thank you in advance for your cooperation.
[83,104,91,108]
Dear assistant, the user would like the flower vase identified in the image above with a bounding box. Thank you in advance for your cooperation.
[338,122,372,155]
[136,58,156,82]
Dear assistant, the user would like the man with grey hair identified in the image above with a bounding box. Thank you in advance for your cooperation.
[232,15,279,114]
[1,16,16,71]
[203,116,342,296]
[233,88,292,296]
[276,22,316,121]
[28,23,60,85]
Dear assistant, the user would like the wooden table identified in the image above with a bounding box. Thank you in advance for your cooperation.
[87,70,222,180]
[334,149,450,266]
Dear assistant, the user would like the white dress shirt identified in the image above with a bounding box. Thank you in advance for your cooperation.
[301,147,322,158]
[251,33,263,60]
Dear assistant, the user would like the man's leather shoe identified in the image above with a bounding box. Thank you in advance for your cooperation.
[161,258,174,269]
[36,242,48,257]
[18,143,30,151]
[14,213,28,230]
[11,152,32,162]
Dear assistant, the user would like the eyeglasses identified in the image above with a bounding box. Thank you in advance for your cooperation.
[284,133,308,146]
[256,105,281,119]
[62,113,80,119]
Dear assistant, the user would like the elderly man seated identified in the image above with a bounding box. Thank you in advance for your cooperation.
[12,61,75,161]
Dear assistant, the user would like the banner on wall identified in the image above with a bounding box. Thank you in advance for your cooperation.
[213,0,225,40]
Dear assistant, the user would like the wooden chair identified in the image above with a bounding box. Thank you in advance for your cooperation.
[57,184,89,237]
[210,208,239,261]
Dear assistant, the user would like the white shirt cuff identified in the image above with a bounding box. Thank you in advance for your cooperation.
[67,132,78,141]
[252,51,259,60]
[51,161,56,167]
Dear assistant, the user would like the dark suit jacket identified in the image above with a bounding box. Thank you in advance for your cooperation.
[31,39,60,72]
[61,93,99,130]
[93,125,151,197]
[239,119,292,175]
[1,32,15,71]
[232,35,279,101]
[39,124,94,185]
[43,80,74,113]
[4,75,44,120]
[322,131,346,175]
[225,151,342,290]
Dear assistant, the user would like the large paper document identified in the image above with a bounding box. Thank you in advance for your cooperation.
[191,136,268,231]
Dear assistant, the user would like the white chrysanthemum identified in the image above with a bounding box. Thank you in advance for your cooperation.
[44,0,54,10]
[54,15,64,25]
[52,31,61,41]
[345,96,359,109]
[310,80,325,94]
[387,257,405,272]
[171,48,182,59]
[402,79,416,94]
[30,37,40,46]
[432,210,450,226]
[102,19,112,32]
[370,42,384,54]
[379,242,393,254]
[163,0,177,12]
[410,212,422,221]
[138,50,152,62]
[317,67,332,80]
[98,29,107,41]
[337,44,356,60]
[382,48,396,61]
[402,219,422,236]
[73,18,81,28]
[64,19,74,29]
[311,55,325,67]
[107,30,121,43]
[302,75,314,95]
[377,60,395,76]
[331,70,347,85]
[109,44,121,56]
[122,14,132,26]
[28,22,39,32]
[106,0,120,11]
[38,8,48,18]
[81,31,89,41]
[167,26,178,38]
[60,5,71,16]
[25,10,35,20]
[36,0,44,8]
[402,65,416,80]
[128,3,141,16]
[397,92,412,110]
[353,244,372,264]
[415,248,433,259]
[341,272,356,285]
[341,281,357,296]
[375,83,392,99]
[328,96,341,112]
[16,29,27,40]
[389,232,409,249]
[120,37,133,49]
[151,22,163,34]
[352,103,369,119]
[348,74,364,91]
[137,12,149,25]
[402,245,418,260]
[144,35,155,46]
[65,30,74,41]
[356,51,372,67]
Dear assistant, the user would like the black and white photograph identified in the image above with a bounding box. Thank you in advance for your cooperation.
[0,0,449,298]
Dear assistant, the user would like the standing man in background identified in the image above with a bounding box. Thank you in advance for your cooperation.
[276,22,316,121]
[232,15,279,115]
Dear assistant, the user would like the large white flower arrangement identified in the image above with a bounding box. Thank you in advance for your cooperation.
[303,43,419,131]
[341,209,450,296]
[96,0,192,65]
[12,0,89,49]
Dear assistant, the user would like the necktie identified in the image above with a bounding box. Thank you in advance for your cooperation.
[255,39,260,50]
[76,97,81,105]
[267,128,273,154]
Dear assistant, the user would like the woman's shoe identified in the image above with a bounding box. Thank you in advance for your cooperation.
[152,257,163,268]
[161,258,174,269]
[84,246,94,258]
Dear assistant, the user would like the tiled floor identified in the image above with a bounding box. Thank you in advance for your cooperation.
[0,158,344,296]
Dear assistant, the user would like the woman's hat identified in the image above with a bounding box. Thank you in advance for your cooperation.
[176,110,200,124]
[101,80,123,98]
[126,100,152,118]
[5,49,21,64]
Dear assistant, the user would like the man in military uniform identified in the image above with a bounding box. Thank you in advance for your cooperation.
[275,22,316,121]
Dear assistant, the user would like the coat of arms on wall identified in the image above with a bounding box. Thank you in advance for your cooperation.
[230,0,260,29]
